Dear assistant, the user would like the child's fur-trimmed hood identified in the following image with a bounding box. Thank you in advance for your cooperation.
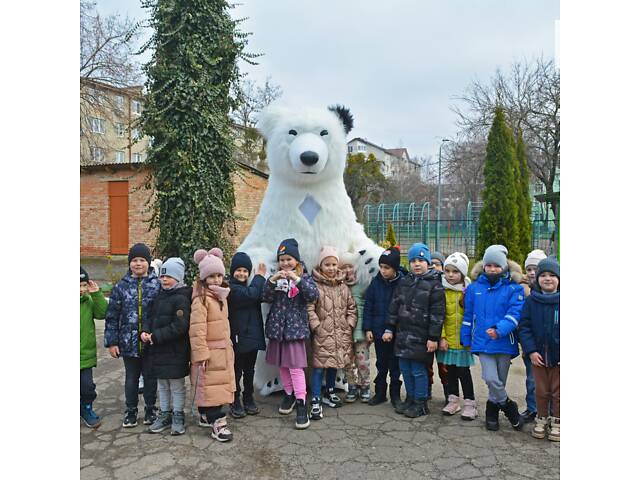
[470,259,526,285]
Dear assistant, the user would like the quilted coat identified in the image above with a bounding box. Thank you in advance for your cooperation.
[440,277,470,350]
[344,275,367,343]
[518,289,560,367]
[307,268,357,368]
[362,268,406,340]
[228,275,267,353]
[189,284,236,407]
[80,290,108,369]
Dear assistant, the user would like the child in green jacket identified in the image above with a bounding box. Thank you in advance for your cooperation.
[80,267,108,428]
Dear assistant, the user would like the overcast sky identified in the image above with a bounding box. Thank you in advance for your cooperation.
[98,0,559,160]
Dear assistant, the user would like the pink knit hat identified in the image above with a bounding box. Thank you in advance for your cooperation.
[193,247,225,280]
[318,246,339,265]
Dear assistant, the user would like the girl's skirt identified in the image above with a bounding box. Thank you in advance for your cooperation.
[436,348,475,367]
[265,339,307,369]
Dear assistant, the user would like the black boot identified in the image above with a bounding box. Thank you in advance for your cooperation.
[485,400,500,431]
[295,399,310,429]
[389,380,402,408]
[368,384,388,406]
[500,398,523,430]
[230,393,246,419]
[394,396,414,415]
[243,393,260,415]
[405,398,429,418]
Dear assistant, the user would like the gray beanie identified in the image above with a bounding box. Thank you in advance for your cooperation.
[431,251,446,265]
[536,257,560,282]
[160,257,185,282]
[483,244,508,270]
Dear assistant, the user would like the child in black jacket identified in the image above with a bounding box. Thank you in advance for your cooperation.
[228,252,267,418]
[141,257,191,435]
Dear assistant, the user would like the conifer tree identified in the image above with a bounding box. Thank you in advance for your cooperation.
[141,0,255,278]
[477,107,520,261]
[385,223,398,247]
[515,131,532,263]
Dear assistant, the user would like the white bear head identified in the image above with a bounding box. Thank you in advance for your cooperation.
[258,104,354,185]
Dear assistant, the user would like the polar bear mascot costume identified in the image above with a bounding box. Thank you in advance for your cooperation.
[238,103,384,395]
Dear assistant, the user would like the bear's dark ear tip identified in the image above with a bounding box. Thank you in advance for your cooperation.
[328,104,354,135]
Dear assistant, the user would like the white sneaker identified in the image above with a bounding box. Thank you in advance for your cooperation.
[531,416,548,439]
[548,416,560,442]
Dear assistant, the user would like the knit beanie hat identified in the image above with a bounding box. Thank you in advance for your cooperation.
[379,246,401,271]
[80,266,89,283]
[339,251,360,267]
[408,243,431,263]
[536,257,560,282]
[128,243,152,265]
[482,244,508,270]
[431,251,446,265]
[444,252,469,277]
[193,248,225,280]
[277,238,300,262]
[160,257,185,283]
[230,252,253,276]
[525,249,547,268]
[318,245,339,265]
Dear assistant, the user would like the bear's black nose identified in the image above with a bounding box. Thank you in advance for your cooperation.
[300,151,319,166]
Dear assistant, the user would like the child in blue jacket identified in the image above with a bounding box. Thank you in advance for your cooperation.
[518,258,560,442]
[460,245,525,432]
[363,246,405,408]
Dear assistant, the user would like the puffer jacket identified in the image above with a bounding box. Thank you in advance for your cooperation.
[460,260,525,357]
[190,284,236,407]
[362,268,406,340]
[262,273,319,341]
[518,288,560,367]
[143,285,192,379]
[387,269,446,361]
[344,276,367,342]
[440,277,471,350]
[228,275,267,353]
[307,269,357,369]
[104,271,161,358]
[80,291,108,369]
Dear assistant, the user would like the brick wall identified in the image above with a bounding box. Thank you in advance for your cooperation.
[80,165,268,257]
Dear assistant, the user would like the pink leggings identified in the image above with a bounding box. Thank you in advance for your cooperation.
[280,367,306,400]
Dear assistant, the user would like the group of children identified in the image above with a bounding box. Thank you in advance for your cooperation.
[80,237,560,443]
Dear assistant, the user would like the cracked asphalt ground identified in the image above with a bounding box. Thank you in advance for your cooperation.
[81,321,559,480]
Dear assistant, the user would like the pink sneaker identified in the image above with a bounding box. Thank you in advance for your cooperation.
[441,394,461,416]
[460,399,478,421]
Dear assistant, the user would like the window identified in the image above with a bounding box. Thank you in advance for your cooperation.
[132,153,143,163]
[115,95,125,110]
[115,151,126,163]
[132,128,140,140]
[348,146,353,153]
[357,145,366,152]
[115,123,126,138]
[91,117,105,134]
[91,146,104,163]
[132,100,141,114]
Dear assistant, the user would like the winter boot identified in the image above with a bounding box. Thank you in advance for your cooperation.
[548,417,560,442]
[394,396,414,415]
[171,411,186,436]
[405,398,429,418]
[279,392,296,415]
[122,408,138,428]
[460,399,478,421]
[359,385,371,403]
[485,401,500,431]
[243,394,260,415]
[80,401,101,429]
[441,394,461,416]
[143,405,158,425]
[231,393,246,419]
[389,380,402,408]
[519,408,537,424]
[345,384,358,403]
[148,410,172,433]
[500,398,523,430]
[211,416,233,442]
[531,416,548,439]
[368,386,387,406]
[295,399,310,429]
[310,397,323,420]
[322,388,343,408]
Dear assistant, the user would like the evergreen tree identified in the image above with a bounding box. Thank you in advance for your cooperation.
[385,223,398,247]
[141,0,255,279]
[515,131,532,263]
[477,107,520,261]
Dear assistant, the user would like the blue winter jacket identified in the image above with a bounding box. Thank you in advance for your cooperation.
[460,272,525,358]
[104,271,161,358]
[518,289,560,367]
[362,269,406,340]
[228,275,267,353]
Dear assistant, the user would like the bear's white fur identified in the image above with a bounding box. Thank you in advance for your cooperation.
[238,104,383,395]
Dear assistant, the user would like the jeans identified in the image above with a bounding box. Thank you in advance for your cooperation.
[80,368,97,403]
[234,349,258,398]
[373,339,400,393]
[479,353,512,404]
[398,356,430,401]
[123,355,157,409]
[523,355,537,412]
[311,367,337,398]
[157,378,186,413]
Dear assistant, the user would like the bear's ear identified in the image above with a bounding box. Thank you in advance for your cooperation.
[257,105,288,139]
[328,104,354,134]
